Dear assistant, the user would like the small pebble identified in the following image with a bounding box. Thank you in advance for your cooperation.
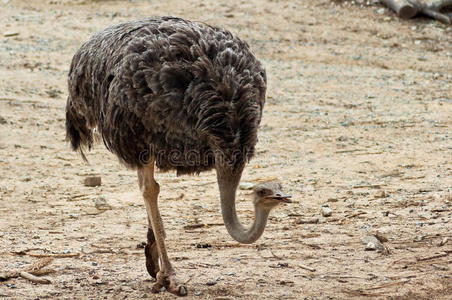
[84,176,102,187]
[374,190,387,199]
[414,235,425,242]
[94,196,112,210]
[321,207,333,217]
[361,235,384,251]
[365,242,378,251]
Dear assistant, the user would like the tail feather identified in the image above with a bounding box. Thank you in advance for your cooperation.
[65,99,93,162]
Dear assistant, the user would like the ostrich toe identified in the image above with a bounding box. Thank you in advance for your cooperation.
[152,271,187,296]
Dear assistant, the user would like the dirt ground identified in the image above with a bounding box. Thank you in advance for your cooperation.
[0,0,451,299]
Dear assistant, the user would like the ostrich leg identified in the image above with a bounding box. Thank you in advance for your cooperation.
[137,172,160,279]
[138,159,187,296]
[144,227,159,278]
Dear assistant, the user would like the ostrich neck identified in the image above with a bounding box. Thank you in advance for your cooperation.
[217,170,270,244]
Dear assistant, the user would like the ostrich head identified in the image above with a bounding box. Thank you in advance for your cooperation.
[215,157,292,244]
[253,182,292,210]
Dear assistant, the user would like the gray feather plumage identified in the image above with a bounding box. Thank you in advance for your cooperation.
[66,17,266,174]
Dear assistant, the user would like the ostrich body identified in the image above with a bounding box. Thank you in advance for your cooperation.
[66,17,290,296]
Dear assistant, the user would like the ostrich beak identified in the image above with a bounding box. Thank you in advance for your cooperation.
[267,193,292,203]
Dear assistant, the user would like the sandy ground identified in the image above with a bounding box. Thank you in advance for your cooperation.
[0,0,451,299]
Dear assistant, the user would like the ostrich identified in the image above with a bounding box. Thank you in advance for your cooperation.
[66,17,291,296]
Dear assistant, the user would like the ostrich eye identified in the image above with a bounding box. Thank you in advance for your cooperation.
[257,189,267,197]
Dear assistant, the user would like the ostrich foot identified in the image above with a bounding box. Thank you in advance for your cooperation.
[152,271,187,296]
[144,227,159,279]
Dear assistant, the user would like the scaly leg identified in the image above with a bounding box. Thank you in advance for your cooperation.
[144,226,159,279]
[138,171,160,279]
[138,159,187,296]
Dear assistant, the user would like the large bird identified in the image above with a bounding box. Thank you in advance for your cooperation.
[66,17,291,296]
